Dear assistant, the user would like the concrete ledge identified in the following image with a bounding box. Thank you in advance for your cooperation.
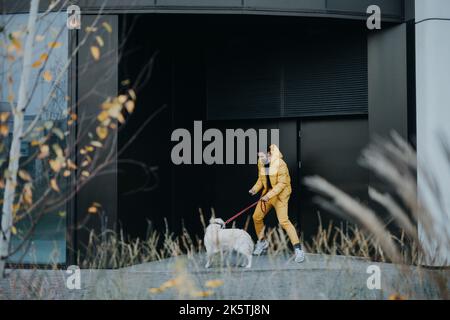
[1,253,448,299]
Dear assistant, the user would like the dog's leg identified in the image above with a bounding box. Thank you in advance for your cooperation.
[219,250,224,267]
[205,253,213,268]
[245,254,252,268]
[238,252,248,267]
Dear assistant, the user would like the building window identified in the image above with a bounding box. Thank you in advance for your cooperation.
[0,12,69,265]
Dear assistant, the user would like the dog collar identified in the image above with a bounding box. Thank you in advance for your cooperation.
[212,222,224,227]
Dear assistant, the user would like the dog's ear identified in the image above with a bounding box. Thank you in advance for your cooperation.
[209,217,216,225]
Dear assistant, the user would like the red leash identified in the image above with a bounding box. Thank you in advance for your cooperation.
[224,199,266,225]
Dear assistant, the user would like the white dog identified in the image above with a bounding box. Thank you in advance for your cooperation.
[204,218,254,268]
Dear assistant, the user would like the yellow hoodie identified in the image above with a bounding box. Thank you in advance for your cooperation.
[251,144,292,201]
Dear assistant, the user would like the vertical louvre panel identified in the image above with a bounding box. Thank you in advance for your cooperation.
[207,46,281,120]
[284,34,368,117]
[206,26,368,120]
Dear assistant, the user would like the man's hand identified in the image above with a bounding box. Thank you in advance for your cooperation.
[260,195,269,202]
[249,188,257,196]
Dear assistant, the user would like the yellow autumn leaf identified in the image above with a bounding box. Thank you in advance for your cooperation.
[32,60,42,68]
[85,26,98,33]
[107,104,122,119]
[11,37,22,51]
[40,53,49,62]
[148,287,163,294]
[88,206,98,214]
[23,184,33,205]
[58,211,66,218]
[12,203,20,214]
[388,293,407,300]
[0,124,8,137]
[91,141,103,148]
[101,100,114,110]
[205,279,224,288]
[102,22,112,33]
[18,170,32,182]
[50,178,60,192]
[160,278,180,290]
[38,145,50,159]
[49,159,62,172]
[11,226,17,235]
[97,110,109,122]
[81,170,90,177]
[43,70,52,82]
[90,46,100,61]
[117,113,125,124]
[128,89,136,101]
[52,144,63,157]
[96,126,108,140]
[191,290,214,298]
[95,36,104,47]
[85,145,94,152]
[67,159,77,170]
[63,170,71,177]
[125,100,135,113]
[48,41,62,48]
[118,95,128,104]
[52,127,65,140]
[0,112,10,122]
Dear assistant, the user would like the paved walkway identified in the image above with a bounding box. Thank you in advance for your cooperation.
[1,253,448,299]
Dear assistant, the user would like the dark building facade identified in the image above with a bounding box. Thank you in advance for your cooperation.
[1,0,417,266]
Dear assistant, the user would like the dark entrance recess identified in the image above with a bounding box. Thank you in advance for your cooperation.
[117,14,369,243]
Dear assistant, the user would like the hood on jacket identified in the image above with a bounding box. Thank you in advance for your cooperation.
[257,144,284,176]
[268,144,283,161]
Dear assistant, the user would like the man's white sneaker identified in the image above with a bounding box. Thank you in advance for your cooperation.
[294,248,305,263]
[253,240,269,256]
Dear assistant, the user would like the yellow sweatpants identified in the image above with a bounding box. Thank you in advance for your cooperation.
[252,196,300,246]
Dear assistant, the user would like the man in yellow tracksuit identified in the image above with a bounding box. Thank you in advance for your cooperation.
[249,144,305,263]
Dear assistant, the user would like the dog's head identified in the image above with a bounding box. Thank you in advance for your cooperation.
[209,218,225,229]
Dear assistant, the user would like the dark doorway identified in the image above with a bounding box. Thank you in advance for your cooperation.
[298,117,369,239]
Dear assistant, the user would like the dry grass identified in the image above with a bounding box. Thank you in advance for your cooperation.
[304,132,450,298]
[77,211,418,269]
[302,215,419,264]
